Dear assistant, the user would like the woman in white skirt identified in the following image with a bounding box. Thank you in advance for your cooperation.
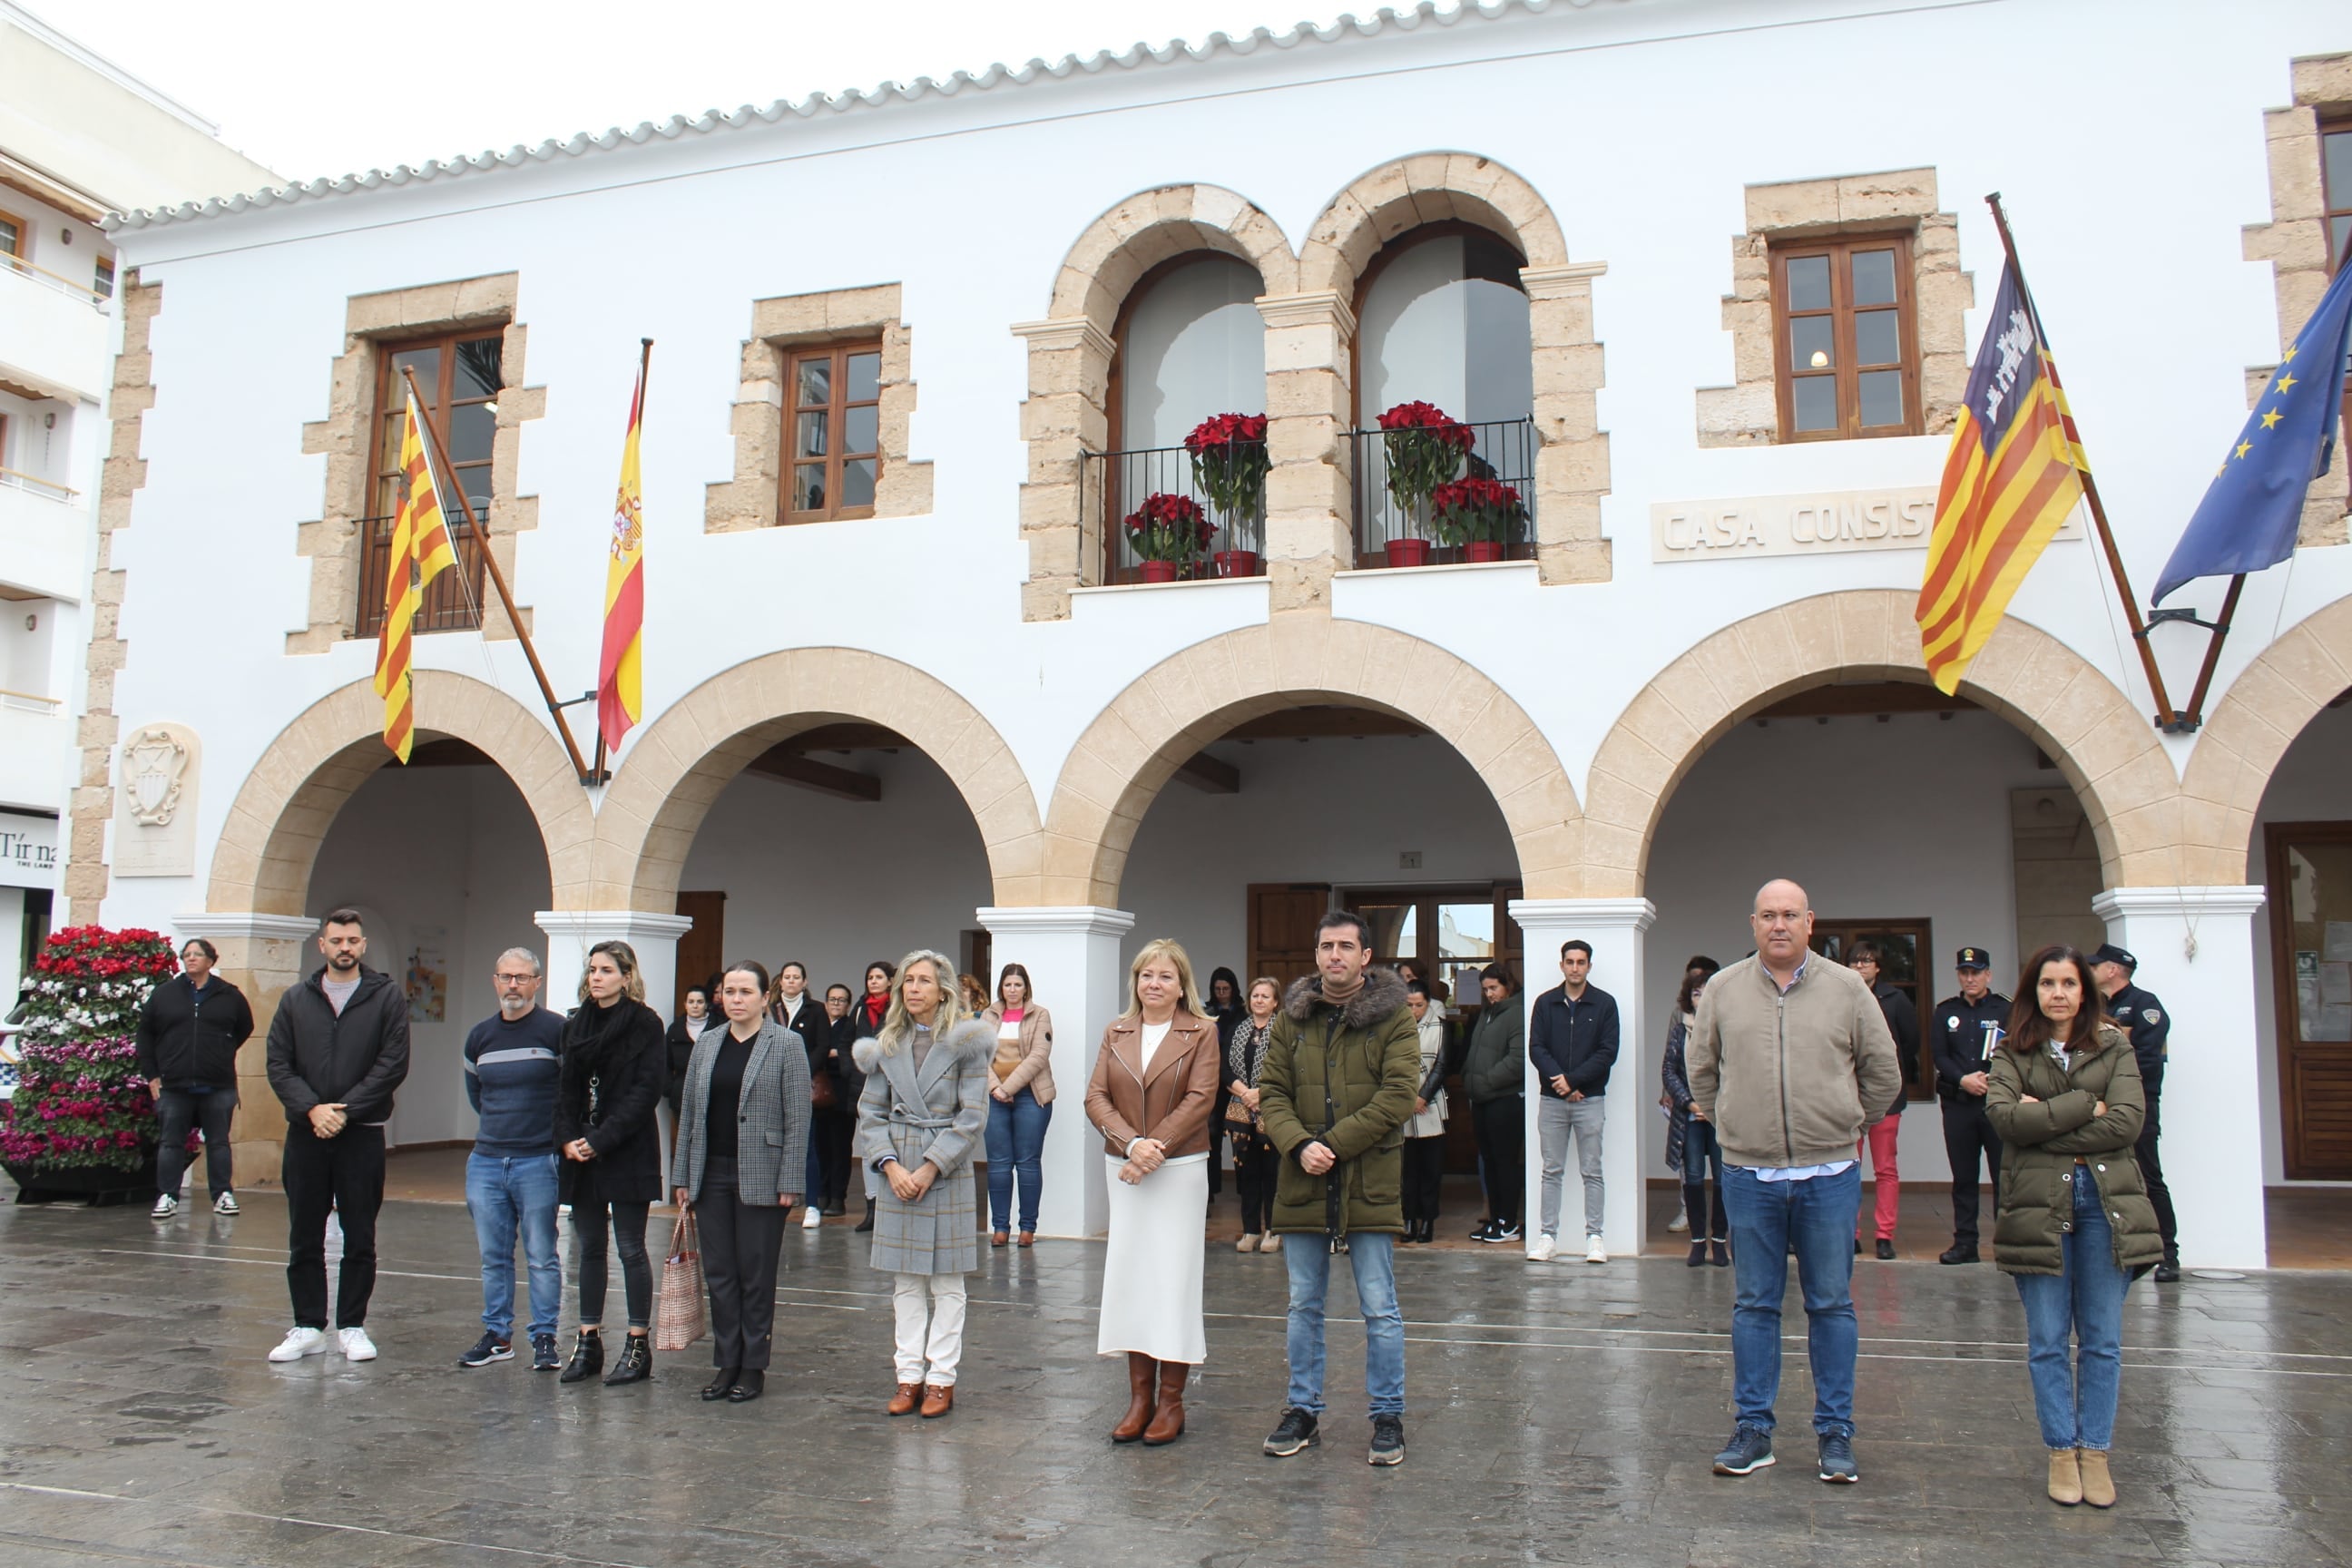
[1083,937,1222,1446]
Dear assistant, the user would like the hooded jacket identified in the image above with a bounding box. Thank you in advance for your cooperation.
[1257,969,1422,1236]
[264,964,411,1127]
[1984,1020,2163,1278]
[1685,955,1902,1170]
[136,974,254,1091]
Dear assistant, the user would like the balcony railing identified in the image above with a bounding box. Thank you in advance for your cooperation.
[1080,441,1268,585]
[1348,416,1537,568]
[0,466,75,503]
[355,514,490,637]
[0,250,110,311]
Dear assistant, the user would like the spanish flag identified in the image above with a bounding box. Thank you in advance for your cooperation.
[596,354,647,750]
[1916,262,2088,693]
[372,394,456,762]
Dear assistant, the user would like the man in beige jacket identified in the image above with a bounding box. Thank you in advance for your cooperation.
[1687,879,1901,1488]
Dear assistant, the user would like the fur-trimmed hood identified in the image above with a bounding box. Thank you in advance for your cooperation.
[1282,967,1411,1030]
[851,1015,996,1073]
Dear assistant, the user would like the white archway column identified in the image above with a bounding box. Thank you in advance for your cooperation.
[976,906,1135,1240]
[2090,886,2269,1271]
[1510,897,1656,1259]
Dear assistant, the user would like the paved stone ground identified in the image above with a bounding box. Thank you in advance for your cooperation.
[0,1192,2344,1567]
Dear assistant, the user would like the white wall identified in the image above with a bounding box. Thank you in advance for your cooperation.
[304,762,553,1149]
[2249,700,2352,1185]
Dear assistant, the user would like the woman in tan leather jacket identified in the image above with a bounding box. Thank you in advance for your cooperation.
[1083,937,1221,1446]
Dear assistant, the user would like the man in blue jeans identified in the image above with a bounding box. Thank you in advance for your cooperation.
[1255,912,1423,1466]
[1687,879,1901,1485]
[459,947,566,1371]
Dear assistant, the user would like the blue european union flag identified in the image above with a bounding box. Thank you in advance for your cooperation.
[2154,260,2352,604]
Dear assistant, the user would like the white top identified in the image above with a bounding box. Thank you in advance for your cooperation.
[1140,1018,1173,1069]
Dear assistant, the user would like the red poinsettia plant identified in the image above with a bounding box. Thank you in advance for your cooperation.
[1430,476,1527,547]
[1377,401,1476,524]
[1123,492,1215,564]
[0,926,178,1171]
[1184,412,1270,529]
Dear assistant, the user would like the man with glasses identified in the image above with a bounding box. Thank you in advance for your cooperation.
[458,947,566,1371]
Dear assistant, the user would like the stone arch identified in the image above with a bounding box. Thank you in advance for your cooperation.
[1298,151,1570,297]
[2177,595,2352,886]
[208,671,595,914]
[596,648,1044,910]
[1041,619,1582,906]
[1047,182,1298,333]
[1583,590,2181,894]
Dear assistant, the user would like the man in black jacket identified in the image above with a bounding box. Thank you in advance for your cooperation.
[1527,940,1620,1264]
[1847,942,1918,1261]
[263,908,410,1365]
[1930,946,2007,1266]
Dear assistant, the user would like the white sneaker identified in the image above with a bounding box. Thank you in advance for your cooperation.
[1667,1206,1690,1233]
[213,1191,240,1216]
[151,1194,178,1218]
[268,1327,327,1362]
[338,1327,378,1362]
[801,1204,824,1230]
[1584,1235,1609,1265]
[1527,1232,1557,1262]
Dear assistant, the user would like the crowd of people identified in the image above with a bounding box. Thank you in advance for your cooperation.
[122,881,2177,1498]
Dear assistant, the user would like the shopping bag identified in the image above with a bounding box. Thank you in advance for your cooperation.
[652,1207,707,1351]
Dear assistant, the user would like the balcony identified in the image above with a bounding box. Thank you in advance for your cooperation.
[1081,439,1268,586]
[1349,416,1537,568]
[0,692,70,813]
[0,254,112,402]
[0,469,88,601]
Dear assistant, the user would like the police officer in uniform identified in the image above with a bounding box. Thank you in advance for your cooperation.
[1932,946,2009,1265]
[2092,942,2177,1282]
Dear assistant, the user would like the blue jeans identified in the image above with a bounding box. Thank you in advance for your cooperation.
[1721,1163,1861,1438]
[466,1152,562,1341]
[1282,1232,1405,1417]
[2014,1165,2132,1451]
[984,1089,1052,1232]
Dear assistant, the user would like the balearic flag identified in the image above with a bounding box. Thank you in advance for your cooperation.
[1916,262,2090,694]
[371,394,456,762]
[2154,259,2352,605]
[596,358,647,750]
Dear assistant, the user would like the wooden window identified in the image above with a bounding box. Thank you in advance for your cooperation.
[1810,918,1935,1100]
[2325,122,2352,432]
[92,255,114,299]
[0,208,24,261]
[784,342,883,522]
[2268,821,2352,1180]
[1770,235,1922,440]
[356,328,501,636]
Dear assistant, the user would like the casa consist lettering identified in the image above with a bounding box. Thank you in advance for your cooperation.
[1649,485,2081,564]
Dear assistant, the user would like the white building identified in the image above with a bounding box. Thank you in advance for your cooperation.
[74,0,2352,1265]
[0,1,276,1004]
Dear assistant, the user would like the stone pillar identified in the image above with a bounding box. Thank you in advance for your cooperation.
[975,905,1136,1239]
[1256,290,1355,615]
[534,911,696,1026]
[172,911,325,1188]
[1509,897,1656,1259]
[2090,886,2269,1271]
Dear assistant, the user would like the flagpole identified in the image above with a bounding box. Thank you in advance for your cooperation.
[2176,572,2246,728]
[399,363,597,784]
[1984,194,2180,730]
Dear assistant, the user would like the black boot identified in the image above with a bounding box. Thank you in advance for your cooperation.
[557,1329,603,1385]
[603,1333,651,1385]
[855,1199,877,1234]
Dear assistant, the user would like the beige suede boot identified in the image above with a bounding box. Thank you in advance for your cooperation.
[2076,1448,2116,1508]
[2046,1447,2082,1505]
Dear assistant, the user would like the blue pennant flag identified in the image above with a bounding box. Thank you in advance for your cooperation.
[2154,260,2352,604]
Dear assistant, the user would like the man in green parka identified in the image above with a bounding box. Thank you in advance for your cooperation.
[1256,910,1422,1469]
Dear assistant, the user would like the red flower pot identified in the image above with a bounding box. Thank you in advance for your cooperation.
[1137,560,1180,583]
[1384,539,1432,568]
[1212,550,1259,579]
[1465,541,1506,563]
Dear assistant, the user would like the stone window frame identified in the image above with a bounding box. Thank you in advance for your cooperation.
[704,283,929,534]
[1698,169,1972,450]
[2242,52,2352,549]
[292,273,542,652]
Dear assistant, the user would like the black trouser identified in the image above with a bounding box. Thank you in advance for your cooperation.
[1940,1095,2002,1248]
[1402,1135,1446,1225]
[2134,1083,2177,1259]
[573,1197,652,1329]
[155,1087,236,1200]
[1473,1096,1524,1227]
[1681,1116,1727,1241]
[811,1107,853,1210]
[699,1154,788,1370]
[1210,1081,1231,1197]
[283,1122,385,1330]
[1232,1129,1278,1234]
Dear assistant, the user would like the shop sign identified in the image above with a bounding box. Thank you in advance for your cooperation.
[0,812,58,890]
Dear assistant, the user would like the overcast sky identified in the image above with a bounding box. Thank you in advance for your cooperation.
[36,0,1372,188]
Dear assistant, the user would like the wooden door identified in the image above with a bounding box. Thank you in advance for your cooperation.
[1247,883,1330,994]
[673,890,726,1016]
[2269,822,2352,1180]
[1811,916,1933,1100]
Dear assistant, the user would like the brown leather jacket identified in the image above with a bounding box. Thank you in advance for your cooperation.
[1083,1012,1221,1159]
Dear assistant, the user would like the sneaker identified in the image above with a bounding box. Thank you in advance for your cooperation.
[1713,1424,1775,1475]
[1263,1406,1320,1457]
[1494,1221,1524,1244]
[1938,1244,1979,1265]
[213,1192,240,1215]
[1584,1235,1608,1265]
[1526,1233,1556,1262]
[268,1327,328,1363]
[151,1194,178,1218]
[457,1332,512,1368]
[1469,1220,1497,1242]
[1818,1432,1859,1484]
[338,1327,378,1362]
[1368,1414,1406,1466]
[801,1204,824,1230]
[1667,1205,1690,1233]
[531,1333,561,1372]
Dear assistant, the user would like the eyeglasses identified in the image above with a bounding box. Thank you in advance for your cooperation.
[495,973,537,985]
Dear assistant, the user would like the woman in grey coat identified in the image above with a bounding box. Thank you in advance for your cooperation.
[670,960,810,1405]
[851,949,992,1419]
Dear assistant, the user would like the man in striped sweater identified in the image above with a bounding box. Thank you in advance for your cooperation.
[460,947,566,1371]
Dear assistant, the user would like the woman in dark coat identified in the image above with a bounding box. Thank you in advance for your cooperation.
[554,939,667,1387]
[663,985,714,1120]
[137,938,255,1217]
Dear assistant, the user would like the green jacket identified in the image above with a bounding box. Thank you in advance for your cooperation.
[1258,969,1422,1236]
[1984,1022,2163,1278]
[1458,1000,1525,1104]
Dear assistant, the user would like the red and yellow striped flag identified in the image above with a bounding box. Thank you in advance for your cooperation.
[371,394,456,761]
[1916,261,2088,694]
[596,356,647,750]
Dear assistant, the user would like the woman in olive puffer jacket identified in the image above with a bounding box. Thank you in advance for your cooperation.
[1984,944,2162,1513]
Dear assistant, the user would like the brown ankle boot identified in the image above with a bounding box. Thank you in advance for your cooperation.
[1111,1352,1157,1442]
[887,1381,922,1416]
[918,1383,954,1418]
[1142,1360,1189,1446]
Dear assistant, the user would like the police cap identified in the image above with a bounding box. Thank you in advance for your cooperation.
[1955,946,1992,971]
[2089,943,2137,971]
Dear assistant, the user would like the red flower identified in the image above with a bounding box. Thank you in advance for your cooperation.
[1122,492,1215,563]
